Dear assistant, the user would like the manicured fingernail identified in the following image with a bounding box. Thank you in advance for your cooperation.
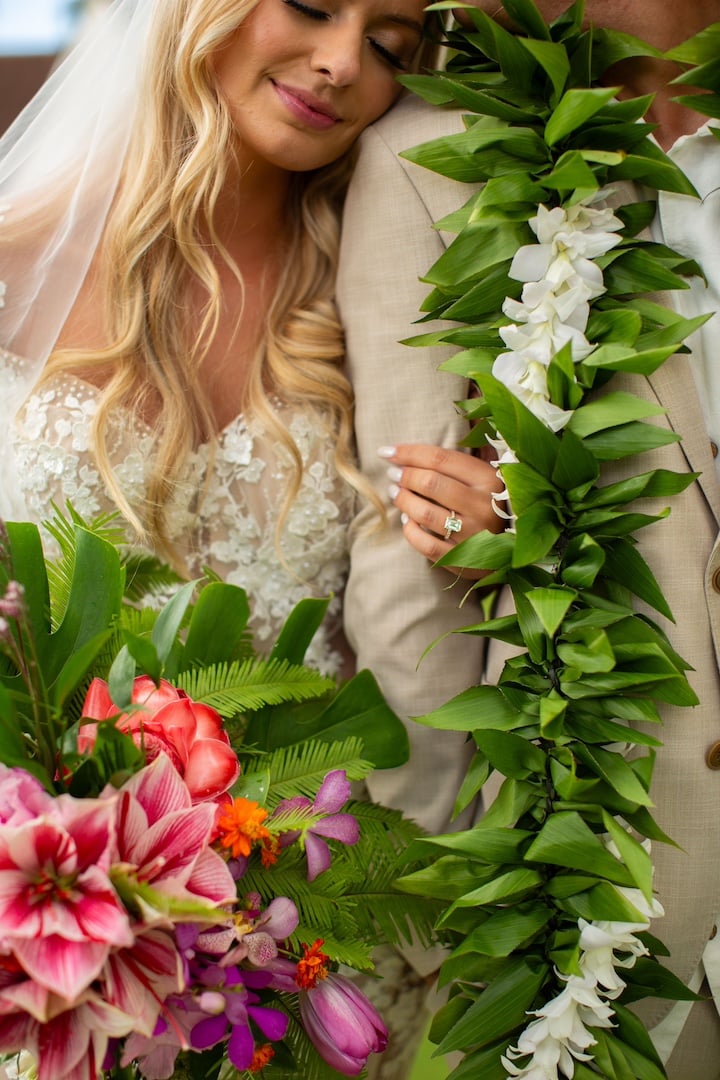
[388,483,400,500]
[400,513,409,525]
[387,465,403,482]
[378,446,396,458]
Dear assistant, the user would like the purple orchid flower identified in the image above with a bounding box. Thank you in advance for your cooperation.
[274,770,359,881]
[191,965,288,1070]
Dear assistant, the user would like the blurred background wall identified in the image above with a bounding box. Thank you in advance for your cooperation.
[0,0,103,133]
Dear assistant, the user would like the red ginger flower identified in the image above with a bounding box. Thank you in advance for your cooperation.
[79,675,240,803]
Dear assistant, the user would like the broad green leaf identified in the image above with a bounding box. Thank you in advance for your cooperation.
[552,430,599,490]
[453,750,491,817]
[107,645,137,710]
[123,631,162,685]
[446,1041,513,1080]
[666,23,720,64]
[181,582,250,667]
[443,264,518,320]
[560,534,605,589]
[477,778,542,830]
[425,221,531,288]
[501,0,552,40]
[568,392,666,438]
[52,630,113,709]
[231,770,271,804]
[602,811,654,902]
[539,692,567,738]
[540,150,598,193]
[560,881,649,922]
[472,729,547,779]
[452,905,552,958]
[49,527,125,684]
[611,152,699,196]
[151,580,197,666]
[579,468,696,509]
[574,744,653,806]
[436,529,515,572]
[512,505,562,567]
[584,421,681,460]
[263,668,408,769]
[423,826,534,864]
[524,811,634,884]
[557,628,616,672]
[525,587,577,638]
[545,86,619,145]
[396,856,495,901]
[519,37,569,99]
[622,957,705,1003]
[415,685,520,733]
[396,73,458,105]
[603,539,674,619]
[270,596,330,665]
[447,867,545,909]
[476,375,560,480]
[514,588,549,663]
[435,959,549,1054]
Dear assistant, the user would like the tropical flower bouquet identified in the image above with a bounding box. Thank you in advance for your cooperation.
[395,1,719,1078]
[0,507,439,1080]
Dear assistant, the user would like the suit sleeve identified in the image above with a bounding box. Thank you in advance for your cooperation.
[336,109,485,836]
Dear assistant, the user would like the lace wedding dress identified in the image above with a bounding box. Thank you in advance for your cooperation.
[3,350,355,675]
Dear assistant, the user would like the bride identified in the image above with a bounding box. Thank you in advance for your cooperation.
[0,0,440,674]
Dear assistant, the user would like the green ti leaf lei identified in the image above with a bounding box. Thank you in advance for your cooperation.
[396,2,720,1078]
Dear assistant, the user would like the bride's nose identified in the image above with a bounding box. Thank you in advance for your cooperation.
[310,26,363,86]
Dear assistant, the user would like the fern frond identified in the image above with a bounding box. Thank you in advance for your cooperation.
[248,738,372,804]
[121,551,185,602]
[175,658,334,717]
[42,501,124,629]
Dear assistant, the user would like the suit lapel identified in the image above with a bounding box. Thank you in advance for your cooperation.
[649,354,720,526]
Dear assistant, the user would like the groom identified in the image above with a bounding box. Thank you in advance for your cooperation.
[338,2,720,1077]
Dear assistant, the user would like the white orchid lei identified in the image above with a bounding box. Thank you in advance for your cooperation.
[395,2,720,1078]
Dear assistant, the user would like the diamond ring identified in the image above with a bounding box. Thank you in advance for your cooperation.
[443,512,463,540]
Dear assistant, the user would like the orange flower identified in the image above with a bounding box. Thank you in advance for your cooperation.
[250,1043,275,1072]
[216,797,272,859]
[295,938,330,990]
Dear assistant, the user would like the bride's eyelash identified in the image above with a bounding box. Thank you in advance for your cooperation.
[282,0,407,70]
[283,0,329,20]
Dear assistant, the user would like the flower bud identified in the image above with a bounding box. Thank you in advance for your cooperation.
[299,973,388,1076]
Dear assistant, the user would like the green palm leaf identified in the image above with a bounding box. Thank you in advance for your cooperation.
[175,657,334,716]
[249,737,372,803]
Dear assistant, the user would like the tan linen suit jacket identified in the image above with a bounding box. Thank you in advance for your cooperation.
[339,94,720,1078]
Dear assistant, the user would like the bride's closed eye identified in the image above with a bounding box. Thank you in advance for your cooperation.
[281,0,409,70]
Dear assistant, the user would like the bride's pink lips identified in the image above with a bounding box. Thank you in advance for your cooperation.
[272,80,341,130]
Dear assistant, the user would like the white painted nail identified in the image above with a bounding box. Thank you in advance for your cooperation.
[388,483,400,500]
[377,446,396,458]
[387,465,403,483]
[400,513,409,525]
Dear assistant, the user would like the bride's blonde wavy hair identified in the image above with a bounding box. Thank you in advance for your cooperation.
[41,0,439,570]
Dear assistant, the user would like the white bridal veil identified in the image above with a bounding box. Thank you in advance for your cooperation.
[0,0,155,518]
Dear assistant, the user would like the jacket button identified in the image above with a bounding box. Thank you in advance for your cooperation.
[706,741,720,770]
[713,570,720,594]
[711,925,718,941]
[712,442,719,459]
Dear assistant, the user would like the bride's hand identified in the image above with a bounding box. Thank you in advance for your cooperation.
[379,443,505,581]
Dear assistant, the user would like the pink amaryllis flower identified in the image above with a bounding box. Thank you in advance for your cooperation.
[110,753,237,921]
[274,770,359,882]
[79,676,240,802]
[299,973,388,1077]
[0,989,134,1080]
[0,776,133,1004]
